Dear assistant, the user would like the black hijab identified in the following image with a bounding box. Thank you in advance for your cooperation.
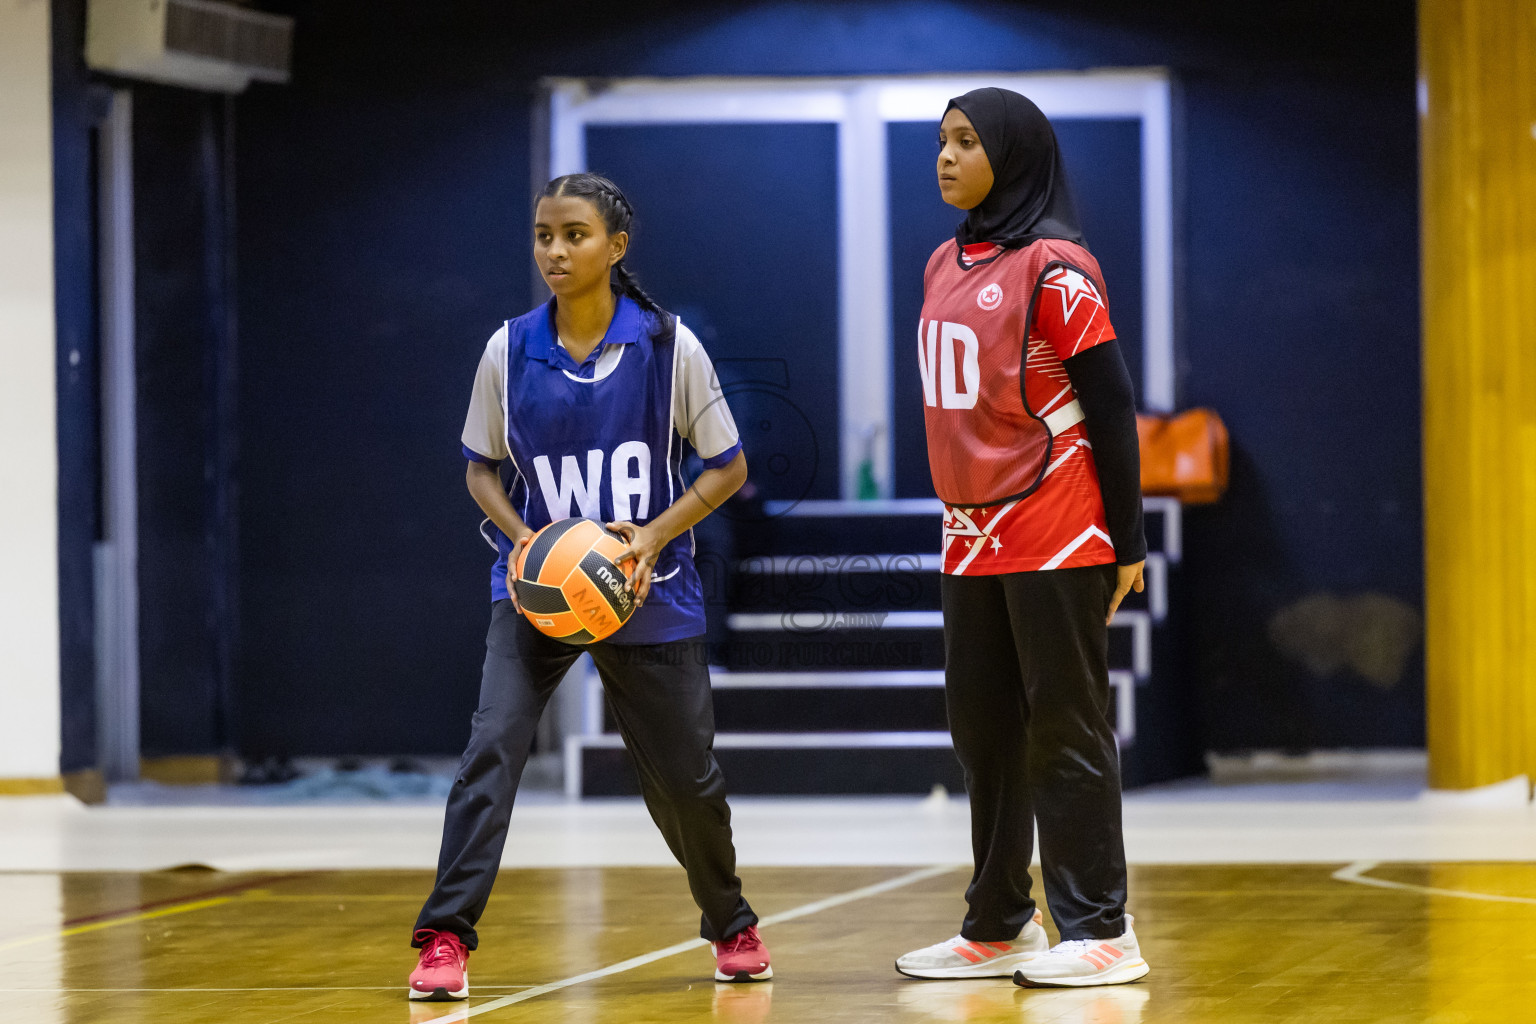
[945,87,1086,250]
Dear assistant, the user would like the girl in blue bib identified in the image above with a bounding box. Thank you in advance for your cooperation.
[407,174,771,999]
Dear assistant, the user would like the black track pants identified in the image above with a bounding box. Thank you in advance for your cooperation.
[413,600,757,948]
[941,564,1128,942]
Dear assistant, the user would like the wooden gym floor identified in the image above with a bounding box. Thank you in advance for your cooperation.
[4,862,1535,1023]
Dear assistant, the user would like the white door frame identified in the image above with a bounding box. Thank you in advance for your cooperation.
[96,88,141,782]
[543,71,1174,499]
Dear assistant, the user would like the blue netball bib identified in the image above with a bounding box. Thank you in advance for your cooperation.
[490,295,705,644]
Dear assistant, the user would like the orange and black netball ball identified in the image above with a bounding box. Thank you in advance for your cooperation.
[512,518,637,644]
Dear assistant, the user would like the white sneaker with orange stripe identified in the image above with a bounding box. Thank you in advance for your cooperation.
[894,911,1049,979]
[1012,918,1149,988]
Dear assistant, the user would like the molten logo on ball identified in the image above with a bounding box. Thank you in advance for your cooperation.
[512,518,637,644]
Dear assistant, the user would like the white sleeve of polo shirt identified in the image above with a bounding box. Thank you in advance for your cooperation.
[672,322,741,467]
[462,326,510,462]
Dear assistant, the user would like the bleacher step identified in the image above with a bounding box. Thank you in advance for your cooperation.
[721,611,1151,678]
[568,732,965,796]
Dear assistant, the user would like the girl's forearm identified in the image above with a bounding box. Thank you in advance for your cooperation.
[641,450,747,543]
[466,461,532,542]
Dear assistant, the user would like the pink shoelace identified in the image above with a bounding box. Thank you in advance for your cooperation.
[719,926,762,954]
[418,931,465,967]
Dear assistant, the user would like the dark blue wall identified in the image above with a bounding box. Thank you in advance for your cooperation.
[232,33,532,755]
[131,85,236,758]
[1178,61,1423,747]
[93,0,1416,757]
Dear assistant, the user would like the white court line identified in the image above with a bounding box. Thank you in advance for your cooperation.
[1332,860,1536,906]
[423,864,959,1020]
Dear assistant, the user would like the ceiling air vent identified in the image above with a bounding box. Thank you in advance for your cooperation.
[87,0,294,94]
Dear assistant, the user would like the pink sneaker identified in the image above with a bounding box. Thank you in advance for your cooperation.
[713,924,773,982]
[409,929,469,1001]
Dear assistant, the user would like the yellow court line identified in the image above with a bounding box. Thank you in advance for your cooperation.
[0,986,538,993]
[240,893,429,901]
[0,897,235,954]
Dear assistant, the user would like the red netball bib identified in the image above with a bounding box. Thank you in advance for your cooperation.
[918,238,1113,507]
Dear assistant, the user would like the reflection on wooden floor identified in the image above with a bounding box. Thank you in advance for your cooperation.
[3,862,1535,1022]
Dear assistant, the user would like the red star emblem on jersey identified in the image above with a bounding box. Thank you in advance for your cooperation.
[1041,266,1103,323]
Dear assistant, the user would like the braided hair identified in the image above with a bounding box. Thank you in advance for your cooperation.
[537,173,662,314]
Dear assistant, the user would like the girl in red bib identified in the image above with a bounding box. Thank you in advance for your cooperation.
[895,88,1152,988]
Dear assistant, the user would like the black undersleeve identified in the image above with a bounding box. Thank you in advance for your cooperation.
[1062,340,1148,565]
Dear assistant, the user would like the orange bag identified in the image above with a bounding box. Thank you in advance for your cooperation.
[1136,408,1229,504]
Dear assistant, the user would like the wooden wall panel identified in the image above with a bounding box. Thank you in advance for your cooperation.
[1421,0,1536,788]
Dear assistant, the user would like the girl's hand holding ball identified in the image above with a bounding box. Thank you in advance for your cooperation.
[607,520,664,607]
